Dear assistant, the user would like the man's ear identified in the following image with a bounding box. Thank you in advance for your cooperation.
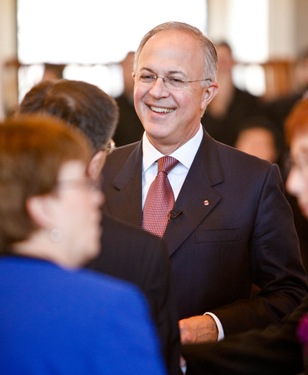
[26,196,56,229]
[201,82,219,112]
[87,150,106,180]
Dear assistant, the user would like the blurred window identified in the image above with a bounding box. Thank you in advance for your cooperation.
[17,0,207,98]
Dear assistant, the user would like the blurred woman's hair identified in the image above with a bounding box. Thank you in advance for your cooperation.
[0,114,92,250]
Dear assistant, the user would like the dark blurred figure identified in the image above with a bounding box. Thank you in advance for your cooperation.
[264,47,308,273]
[113,51,144,146]
[42,63,65,81]
[183,97,308,375]
[265,47,308,164]
[201,41,265,146]
[235,116,280,164]
[0,114,166,375]
[17,79,182,375]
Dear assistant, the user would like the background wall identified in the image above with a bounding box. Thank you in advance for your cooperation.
[0,0,17,119]
[207,0,308,61]
[1,0,308,119]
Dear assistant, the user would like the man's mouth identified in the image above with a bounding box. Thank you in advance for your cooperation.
[149,105,174,114]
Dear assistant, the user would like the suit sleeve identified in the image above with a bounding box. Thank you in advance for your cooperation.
[183,297,307,375]
[144,235,183,375]
[212,163,308,335]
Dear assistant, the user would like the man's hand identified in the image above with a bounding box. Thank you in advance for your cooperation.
[179,314,218,344]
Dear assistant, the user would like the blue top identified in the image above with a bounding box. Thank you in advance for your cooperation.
[0,255,166,375]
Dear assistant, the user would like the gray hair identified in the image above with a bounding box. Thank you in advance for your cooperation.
[134,21,218,83]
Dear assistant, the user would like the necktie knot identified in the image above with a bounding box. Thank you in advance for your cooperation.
[158,156,178,174]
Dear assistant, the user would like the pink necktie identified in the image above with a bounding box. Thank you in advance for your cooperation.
[142,156,179,237]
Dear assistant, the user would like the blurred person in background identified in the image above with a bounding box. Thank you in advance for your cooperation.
[41,63,65,81]
[265,46,308,167]
[234,116,280,164]
[201,41,265,147]
[264,48,308,273]
[0,114,166,375]
[17,79,182,375]
[113,51,144,146]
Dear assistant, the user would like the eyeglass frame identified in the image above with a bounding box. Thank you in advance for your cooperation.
[102,139,115,155]
[132,72,211,91]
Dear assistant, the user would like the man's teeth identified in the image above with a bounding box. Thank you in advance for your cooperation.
[150,106,174,113]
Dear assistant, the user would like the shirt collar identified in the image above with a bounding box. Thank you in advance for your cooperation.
[142,125,203,172]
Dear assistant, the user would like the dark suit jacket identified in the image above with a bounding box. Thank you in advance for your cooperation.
[102,128,308,338]
[183,296,308,375]
[86,214,182,375]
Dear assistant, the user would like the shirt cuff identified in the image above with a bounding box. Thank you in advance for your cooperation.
[204,312,225,341]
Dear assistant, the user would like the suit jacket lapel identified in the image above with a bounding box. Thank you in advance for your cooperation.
[164,131,224,256]
[108,132,224,256]
[109,142,143,227]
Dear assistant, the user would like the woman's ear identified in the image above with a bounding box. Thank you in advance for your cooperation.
[26,195,56,229]
[87,150,106,180]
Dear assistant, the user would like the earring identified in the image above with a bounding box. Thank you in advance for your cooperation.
[49,228,63,242]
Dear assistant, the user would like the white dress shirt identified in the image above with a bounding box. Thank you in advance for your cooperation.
[142,125,202,206]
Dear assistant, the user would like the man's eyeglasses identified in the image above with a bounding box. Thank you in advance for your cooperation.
[133,72,211,91]
[103,139,115,155]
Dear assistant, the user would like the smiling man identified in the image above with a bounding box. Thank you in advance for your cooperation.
[102,21,308,353]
